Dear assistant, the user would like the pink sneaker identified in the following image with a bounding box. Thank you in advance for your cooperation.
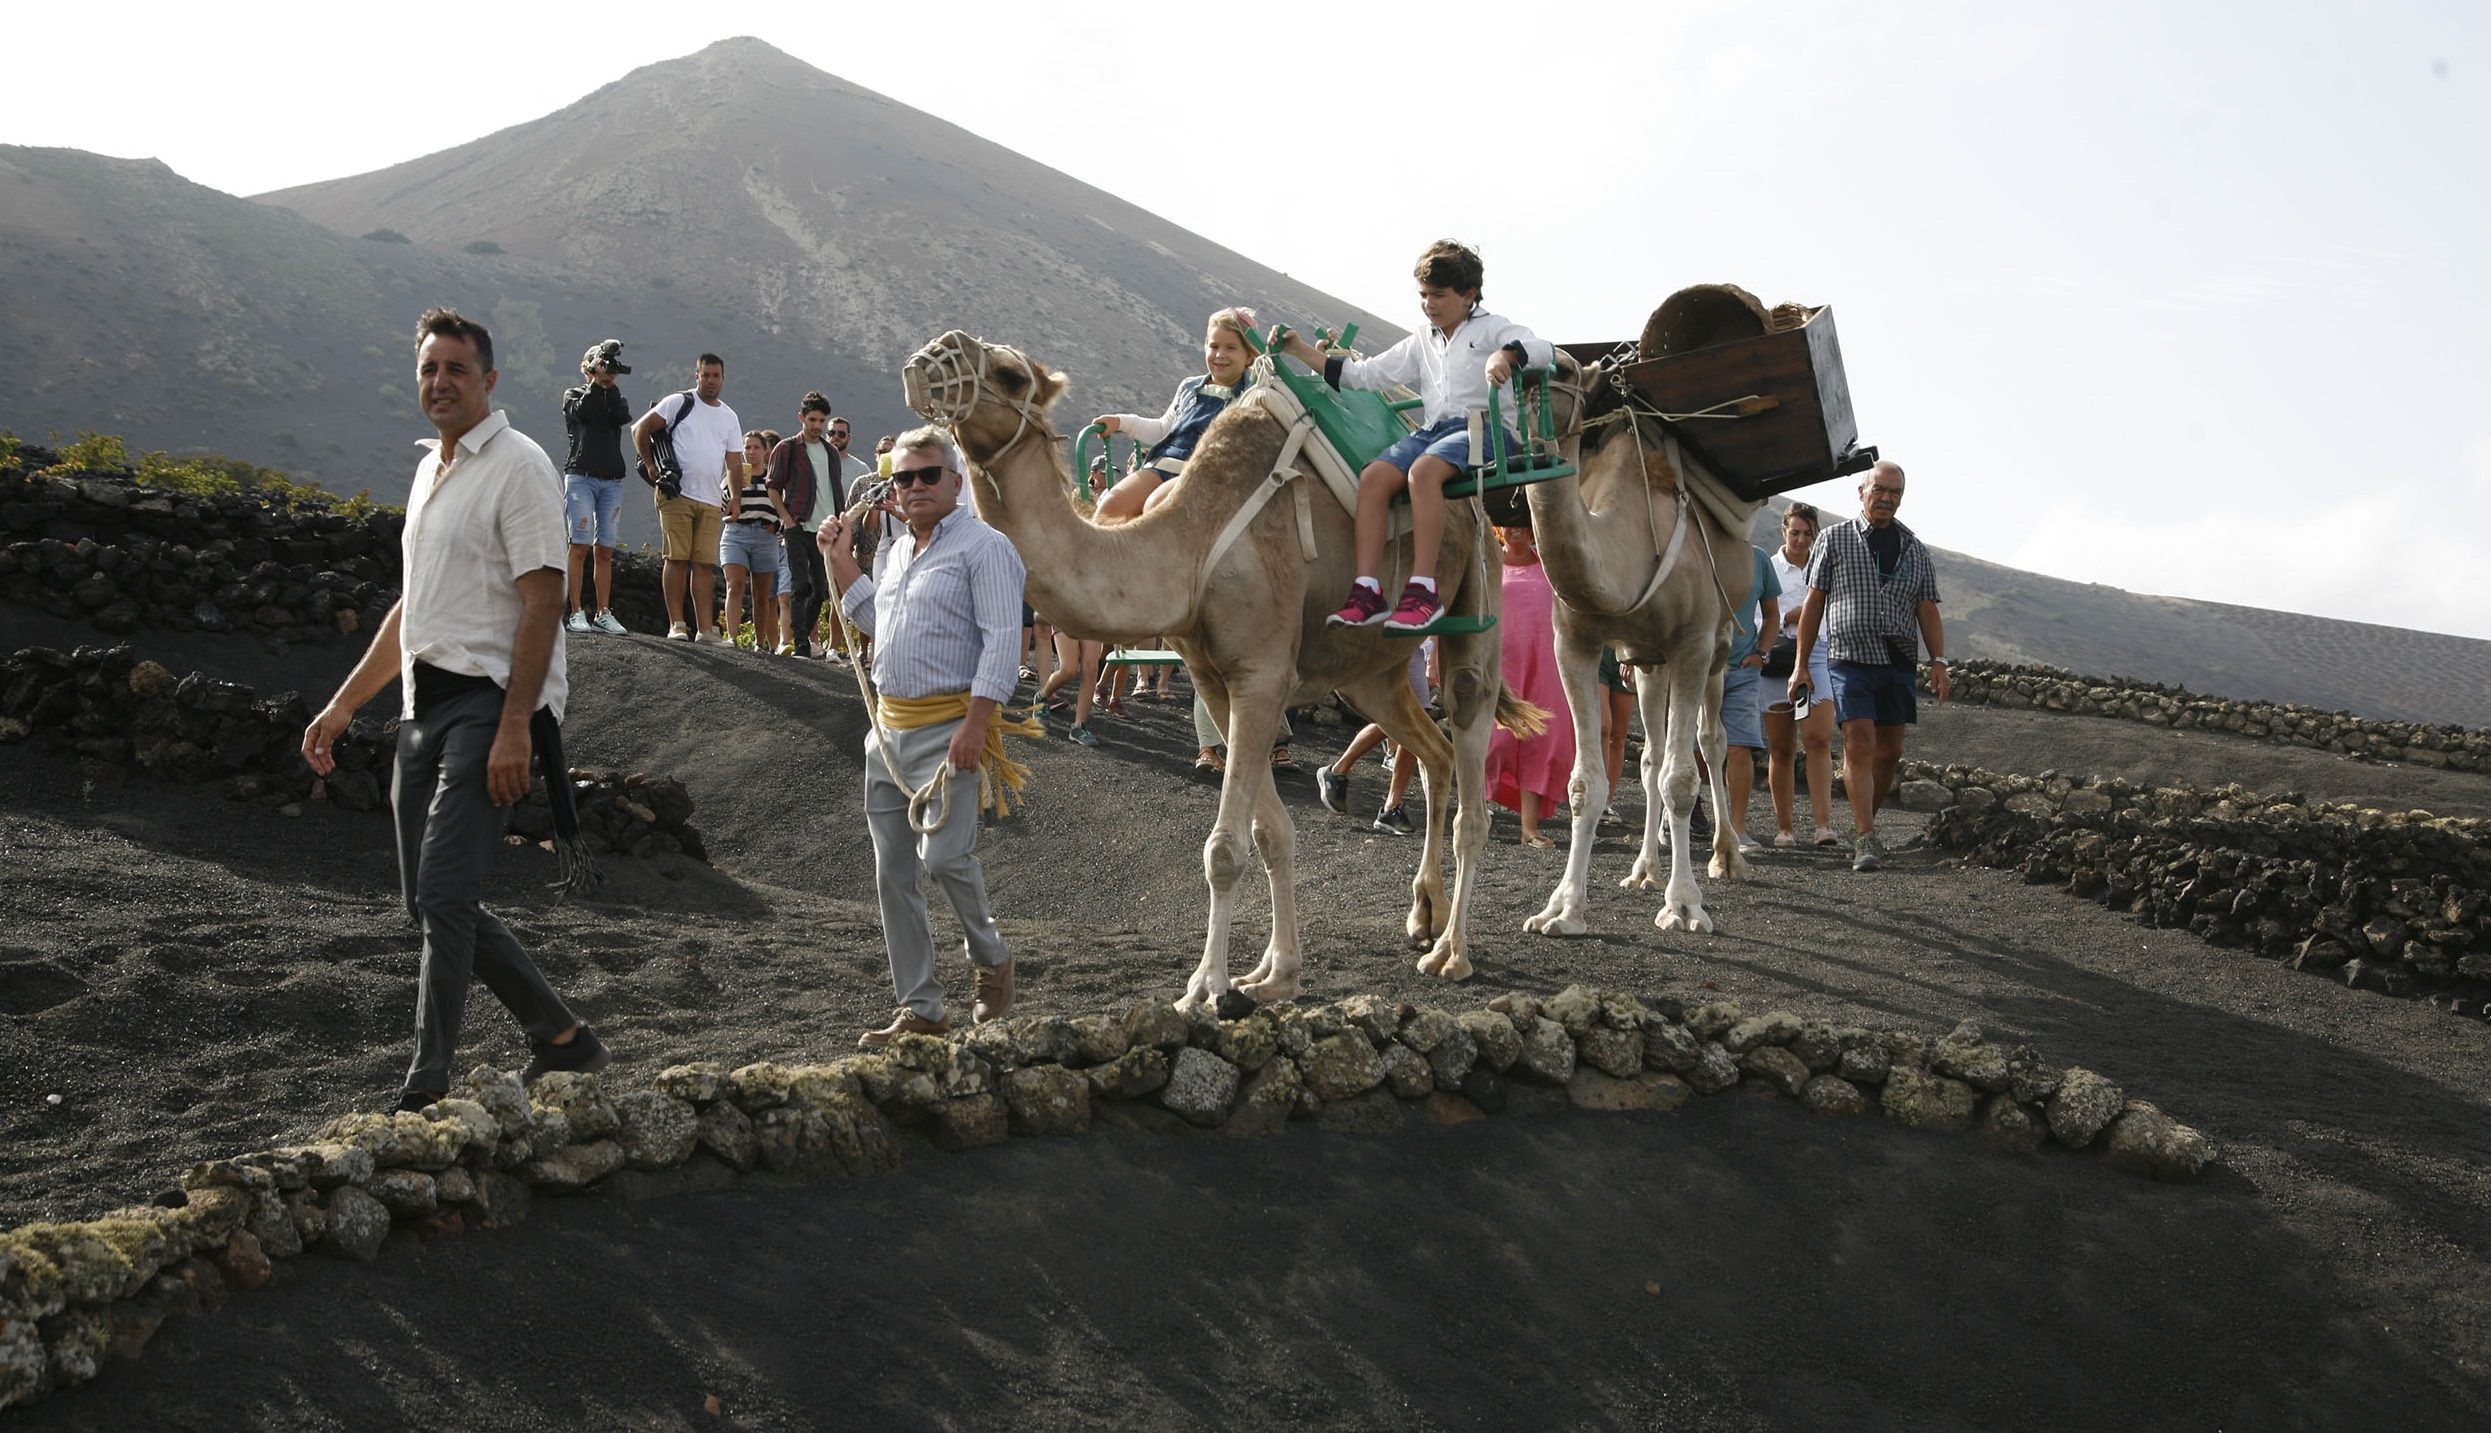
[1382,582,1440,633]
[1326,584,1390,628]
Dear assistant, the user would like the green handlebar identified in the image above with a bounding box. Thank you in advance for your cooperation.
[1071,422,1110,502]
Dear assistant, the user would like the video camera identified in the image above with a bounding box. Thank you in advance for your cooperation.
[582,338,631,376]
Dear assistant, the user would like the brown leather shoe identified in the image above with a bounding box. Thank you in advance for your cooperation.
[973,960,1014,1024]
[860,1008,951,1048]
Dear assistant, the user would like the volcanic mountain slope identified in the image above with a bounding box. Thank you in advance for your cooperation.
[1,37,1401,503]
[1740,505,2491,726]
[0,144,709,498]
[259,36,1402,464]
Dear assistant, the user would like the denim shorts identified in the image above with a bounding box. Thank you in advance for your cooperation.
[1378,415,1519,475]
[720,521,784,581]
[564,474,623,547]
[1828,660,1918,727]
[1720,663,1764,750]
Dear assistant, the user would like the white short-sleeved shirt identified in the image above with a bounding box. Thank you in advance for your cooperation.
[400,409,570,720]
[658,392,742,506]
[1771,544,1809,638]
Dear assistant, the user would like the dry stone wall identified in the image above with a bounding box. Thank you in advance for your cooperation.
[1942,660,2491,771]
[0,459,681,644]
[1897,762,2491,1008]
[0,987,2213,1412]
[0,643,706,861]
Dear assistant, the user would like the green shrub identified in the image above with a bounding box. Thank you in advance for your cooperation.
[463,240,504,256]
[53,432,131,474]
[362,228,411,244]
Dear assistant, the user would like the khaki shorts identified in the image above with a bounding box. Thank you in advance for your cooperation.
[655,494,723,564]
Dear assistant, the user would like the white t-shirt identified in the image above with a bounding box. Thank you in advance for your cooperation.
[661,393,742,506]
[1770,544,1810,638]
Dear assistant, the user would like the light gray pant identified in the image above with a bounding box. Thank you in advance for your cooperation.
[864,716,1009,1021]
[1193,696,1293,751]
[394,683,576,1098]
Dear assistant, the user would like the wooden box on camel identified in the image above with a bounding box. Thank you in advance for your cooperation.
[1590,284,1879,503]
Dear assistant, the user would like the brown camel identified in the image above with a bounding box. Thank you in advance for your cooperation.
[900,330,1540,1010]
[1521,364,1760,936]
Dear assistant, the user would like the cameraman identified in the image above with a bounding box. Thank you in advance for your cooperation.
[561,340,635,635]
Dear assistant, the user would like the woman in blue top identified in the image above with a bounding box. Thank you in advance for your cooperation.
[1092,306,1258,525]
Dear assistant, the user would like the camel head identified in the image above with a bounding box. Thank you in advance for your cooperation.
[901,330,1068,467]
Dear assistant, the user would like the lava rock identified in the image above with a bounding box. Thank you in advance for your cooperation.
[1000,1065,1091,1136]
[1158,1048,1242,1127]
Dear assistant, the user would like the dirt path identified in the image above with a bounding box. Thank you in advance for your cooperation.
[4,633,2487,1425]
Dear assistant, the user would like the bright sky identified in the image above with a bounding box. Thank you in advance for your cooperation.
[6,2,2486,637]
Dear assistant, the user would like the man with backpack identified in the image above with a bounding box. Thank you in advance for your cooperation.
[631,353,742,641]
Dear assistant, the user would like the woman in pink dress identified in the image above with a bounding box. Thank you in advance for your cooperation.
[1484,522,1577,846]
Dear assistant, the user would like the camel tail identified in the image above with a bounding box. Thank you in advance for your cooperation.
[1495,687,1551,739]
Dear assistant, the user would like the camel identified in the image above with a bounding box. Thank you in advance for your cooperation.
[899,330,1542,1011]
[1520,360,1762,937]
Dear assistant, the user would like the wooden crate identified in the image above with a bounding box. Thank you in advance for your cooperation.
[1615,307,1874,501]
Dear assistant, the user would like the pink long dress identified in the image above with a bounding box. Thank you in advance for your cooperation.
[1485,557,1576,814]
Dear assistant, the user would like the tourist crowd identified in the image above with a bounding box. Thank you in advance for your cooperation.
[313,234,1946,1109]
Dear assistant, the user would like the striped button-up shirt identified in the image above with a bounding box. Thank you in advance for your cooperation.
[840,505,1026,704]
[1805,516,1941,667]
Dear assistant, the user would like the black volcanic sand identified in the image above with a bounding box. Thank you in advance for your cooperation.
[4,630,2490,1426]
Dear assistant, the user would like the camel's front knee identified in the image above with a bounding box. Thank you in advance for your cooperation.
[1203,831,1251,890]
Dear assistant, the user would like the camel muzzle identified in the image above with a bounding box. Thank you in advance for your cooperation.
[903,332,984,424]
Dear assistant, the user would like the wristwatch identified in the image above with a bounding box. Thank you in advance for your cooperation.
[1928,657,1950,666]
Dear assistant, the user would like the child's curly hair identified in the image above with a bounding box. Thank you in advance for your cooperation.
[1413,240,1484,299]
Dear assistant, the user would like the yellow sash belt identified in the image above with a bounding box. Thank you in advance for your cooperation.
[876,692,1048,817]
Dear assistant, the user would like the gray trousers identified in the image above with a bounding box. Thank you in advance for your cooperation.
[864,716,1009,1021]
[394,683,576,1097]
[1192,696,1292,750]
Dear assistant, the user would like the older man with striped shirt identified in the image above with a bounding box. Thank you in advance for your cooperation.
[819,426,1027,1046]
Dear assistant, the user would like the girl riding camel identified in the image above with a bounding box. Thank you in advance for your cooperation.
[1091,306,1260,524]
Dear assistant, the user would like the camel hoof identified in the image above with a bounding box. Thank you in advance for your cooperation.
[1526,912,1587,937]
[1237,975,1299,1004]
[1174,989,1210,1014]
[1619,870,1661,891]
[1423,950,1474,982]
[1655,905,1714,935]
[1214,988,1260,1020]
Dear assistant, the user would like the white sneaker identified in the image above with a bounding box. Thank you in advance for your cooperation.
[666,622,691,642]
[774,641,795,656]
[564,611,591,634]
[590,611,628,636]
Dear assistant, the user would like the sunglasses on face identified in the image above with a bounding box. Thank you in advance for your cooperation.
[890,464,948,488]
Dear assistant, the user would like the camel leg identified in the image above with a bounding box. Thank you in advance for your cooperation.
[1621,666,1671,890]
[1655,656,1714,933]
[1181,684,1284,1011]
[1527,625,1610,936]
[1234,767,1303,1001]
[1419,636,1496,982]
[1699,661,1750,882]
[1338,671,1451,949]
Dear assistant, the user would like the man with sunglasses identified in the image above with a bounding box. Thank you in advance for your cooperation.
[1788,460,1949,872]
[819,427,1026,1045]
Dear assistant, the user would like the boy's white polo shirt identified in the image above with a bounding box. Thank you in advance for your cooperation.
[1336,308,1554,427]
[400,408,571,721]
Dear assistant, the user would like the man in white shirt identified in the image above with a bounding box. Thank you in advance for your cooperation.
[632,353,743,640]
[302,308,608,1111]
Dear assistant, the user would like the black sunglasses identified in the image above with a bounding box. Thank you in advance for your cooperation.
[889,464,948,487]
